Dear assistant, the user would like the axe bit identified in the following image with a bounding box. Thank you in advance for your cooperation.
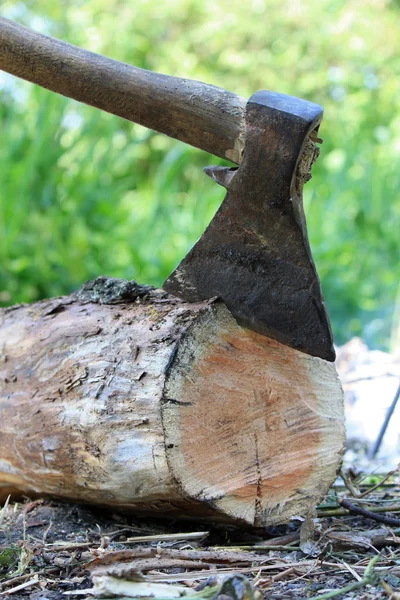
[0,17,335,361]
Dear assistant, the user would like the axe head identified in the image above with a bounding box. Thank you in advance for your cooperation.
[163,91,335,361]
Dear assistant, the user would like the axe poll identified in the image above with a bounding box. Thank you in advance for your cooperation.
[0,17,335,361]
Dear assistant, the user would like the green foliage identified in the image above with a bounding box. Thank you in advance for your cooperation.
[1,0,399,348]
[0,546,20,577]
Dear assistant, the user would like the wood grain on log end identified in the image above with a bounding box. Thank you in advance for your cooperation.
[0,282,344,526]
[164,304,344,526]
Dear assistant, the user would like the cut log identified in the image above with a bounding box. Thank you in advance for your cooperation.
[0,278,344,526]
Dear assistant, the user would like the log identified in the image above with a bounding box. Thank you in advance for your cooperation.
[0,278,345,527]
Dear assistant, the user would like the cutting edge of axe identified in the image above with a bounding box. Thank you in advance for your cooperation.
[0,17,335,361]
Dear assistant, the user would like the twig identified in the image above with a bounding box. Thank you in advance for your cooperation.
[317,502,400,518]
[0,494,11,526]
[144,558,397,582]
[340,469,360,497]
[253,567,297,590]
[339,499,400,527]
[271,567,296,581]
[358,469,397,498]
[145,562,317,582]
[213,545,300,552]
[260,532,299,546]
[307,555,379,600]
[308,580,367,599]
[341,497,400,505]
[125,531,209,543]
[381,580,400,598]
[1,567,60,589]
[368,381,400,459]
[2,577,39,595]
[336,558,363,582]
[43,541,99,551]
[42,518,53,544]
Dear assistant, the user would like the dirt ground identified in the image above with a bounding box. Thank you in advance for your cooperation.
[1,479,400,600]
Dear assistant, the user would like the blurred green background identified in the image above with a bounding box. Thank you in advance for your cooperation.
[0,0,399,350]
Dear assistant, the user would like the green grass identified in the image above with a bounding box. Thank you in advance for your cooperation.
[1,0,399,349]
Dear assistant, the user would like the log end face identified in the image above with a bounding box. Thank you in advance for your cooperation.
[163,304,345,527]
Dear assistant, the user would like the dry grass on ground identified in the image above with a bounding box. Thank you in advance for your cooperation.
[2,471,400,600]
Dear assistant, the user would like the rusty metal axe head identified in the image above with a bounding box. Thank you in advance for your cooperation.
[0,18,334,360]
[164,91,335,361]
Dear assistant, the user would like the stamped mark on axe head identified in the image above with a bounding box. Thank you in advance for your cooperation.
[164,91,335,361]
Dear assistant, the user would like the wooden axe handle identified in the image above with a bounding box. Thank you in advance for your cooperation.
[0,17,246,163]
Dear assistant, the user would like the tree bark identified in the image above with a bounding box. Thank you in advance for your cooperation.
[0,278,344,527]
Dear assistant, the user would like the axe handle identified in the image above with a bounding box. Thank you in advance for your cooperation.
[0,17,246,164]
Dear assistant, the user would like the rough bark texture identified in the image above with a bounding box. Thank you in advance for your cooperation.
[0,279,344,526]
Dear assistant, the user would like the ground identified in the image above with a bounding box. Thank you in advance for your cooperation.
[1,479,400,599]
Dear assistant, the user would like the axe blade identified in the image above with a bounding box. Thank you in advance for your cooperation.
[163,91,335,361]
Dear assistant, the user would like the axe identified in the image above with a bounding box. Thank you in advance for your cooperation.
[0,17,335,361]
